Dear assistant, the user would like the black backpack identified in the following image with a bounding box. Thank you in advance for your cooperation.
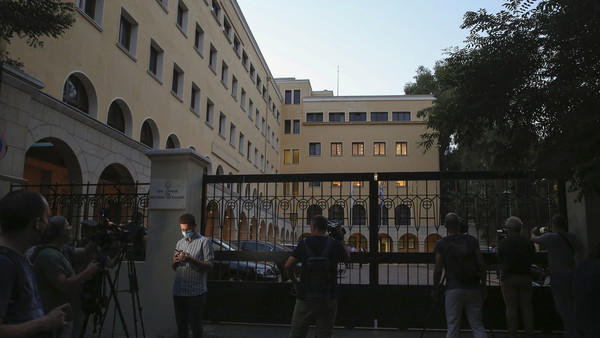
[444,235,480,285]
[304,238,334,301]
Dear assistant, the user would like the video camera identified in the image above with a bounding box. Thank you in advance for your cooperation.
[326,220,346,241]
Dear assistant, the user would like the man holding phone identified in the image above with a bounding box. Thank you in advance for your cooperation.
[171,213,214,338]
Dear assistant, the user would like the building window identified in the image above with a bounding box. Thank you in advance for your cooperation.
[254,148,259,167]
[349,112,367,121]
[62,76,89,113]
[205,98,214,126]
[374,142,386,155]
[209,44,217,71]
[229,123,236,146]
[218,113,226,137]
[352,142,364,156]
[194,24,204,56]
[306,112,323,122]
[293,119,300,134]
[242,50,249,69]
[233,35,241,56]
[255,110,260,128]
[176,0,188,34]
[256,76,262,92]
[396,142,408,155]
[261,118,266,135]
[238,133,245,155]
[331,142,342,156]
[221,61,228,87]
[262,85,267,100]
[190,83,200,114]
[107,101,125,133]
[77,0,104,25]
[148,39,163,80]
[308,182,321,187]
[222,16,232,40]
[393,111,411,121]
[249,64,256,82]
[396,180,408,187]
[284,149,300,164]
[210,0,221,23]
[171,63,184,99]
[371,112,388,121]
[284,90,292,104]
[293,90,301,104]
[309,142,321,156]
[247,141,252,161]
[118,9,138,56]
[248,100,254,120]
[240,88,246,110]
[231,75,238,99]
[140,120,154,148]
[329,112,345,122]
[284,120,291,134]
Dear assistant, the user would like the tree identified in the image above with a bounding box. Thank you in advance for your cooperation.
[403,65,438,95]
[416,0,600,198]
[0,0,75,69]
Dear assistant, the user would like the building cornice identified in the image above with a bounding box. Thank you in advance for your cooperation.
[304,95,435,102]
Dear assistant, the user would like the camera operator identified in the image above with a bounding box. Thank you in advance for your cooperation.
[31,216,98,338]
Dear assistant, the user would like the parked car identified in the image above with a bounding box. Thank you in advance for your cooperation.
[236,240,299,281]
[208,238,281,282]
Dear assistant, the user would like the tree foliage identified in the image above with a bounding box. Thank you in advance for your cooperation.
[0,0,75,68]
[414,0,600,198]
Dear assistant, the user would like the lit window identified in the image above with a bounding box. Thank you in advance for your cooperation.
[352,181,363,187]
[283,149,300,164]
[396,142,408,155]
[393,111,411,121]
[331,142,342,156]
[396,180,408,187]
[352,142,364,156]
[332,182,341,187]
[309,143,321,156]
[374,142,386,155]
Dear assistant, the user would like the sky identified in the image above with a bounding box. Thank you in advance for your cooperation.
[236,0,506,96]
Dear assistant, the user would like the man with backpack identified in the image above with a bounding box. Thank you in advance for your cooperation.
[285,215,349,338]
[431,212,488,338]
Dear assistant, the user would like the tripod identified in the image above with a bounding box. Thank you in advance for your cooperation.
[80,242,145,338]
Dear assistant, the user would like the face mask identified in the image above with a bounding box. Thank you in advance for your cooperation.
[181,231,194,238]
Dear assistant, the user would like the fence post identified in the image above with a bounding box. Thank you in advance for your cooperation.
[369,177,379,285]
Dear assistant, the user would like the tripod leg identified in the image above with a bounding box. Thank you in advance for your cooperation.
[97,269,131,338]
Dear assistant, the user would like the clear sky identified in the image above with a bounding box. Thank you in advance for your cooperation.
[236,0,506,96]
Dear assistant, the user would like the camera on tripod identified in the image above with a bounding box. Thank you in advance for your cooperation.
[326,220,346,241]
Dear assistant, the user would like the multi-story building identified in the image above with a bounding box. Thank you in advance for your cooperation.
[0,0,437,250]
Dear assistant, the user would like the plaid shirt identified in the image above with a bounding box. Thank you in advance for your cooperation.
[172,233,214,297]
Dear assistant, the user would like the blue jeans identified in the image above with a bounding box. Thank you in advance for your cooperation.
[444,288,487,338]
[289,298,337,338]
[173,294,206,338]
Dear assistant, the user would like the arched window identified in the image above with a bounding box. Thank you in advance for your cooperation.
[306,204,322,224]
[328,205,344,225]
[63,76,89,113]
[166,134,180,149]
[107,101,125,133]
[395,204,411,225]
[379,204,389,226]
[352,204,366,225]
[140,121,154,148]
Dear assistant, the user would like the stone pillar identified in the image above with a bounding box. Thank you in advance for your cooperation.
[137,148,210,336]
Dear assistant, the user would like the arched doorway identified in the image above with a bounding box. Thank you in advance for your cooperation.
[95,163,135,225]
[24,137,83,188]
[348,233,368,252]
[378,233,393,252]
[398,233,419,252]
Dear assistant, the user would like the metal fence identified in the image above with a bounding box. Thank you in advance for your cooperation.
[202,171,563,286]
[10,182,149,254]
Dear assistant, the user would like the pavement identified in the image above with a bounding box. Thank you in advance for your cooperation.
[201,322,564,338]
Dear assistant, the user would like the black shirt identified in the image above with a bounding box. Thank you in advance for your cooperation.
[497,235,535,281]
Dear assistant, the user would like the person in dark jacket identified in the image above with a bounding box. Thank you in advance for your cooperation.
[497,216,536,338]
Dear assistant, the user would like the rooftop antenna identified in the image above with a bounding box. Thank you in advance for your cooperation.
[337,63,339,96]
